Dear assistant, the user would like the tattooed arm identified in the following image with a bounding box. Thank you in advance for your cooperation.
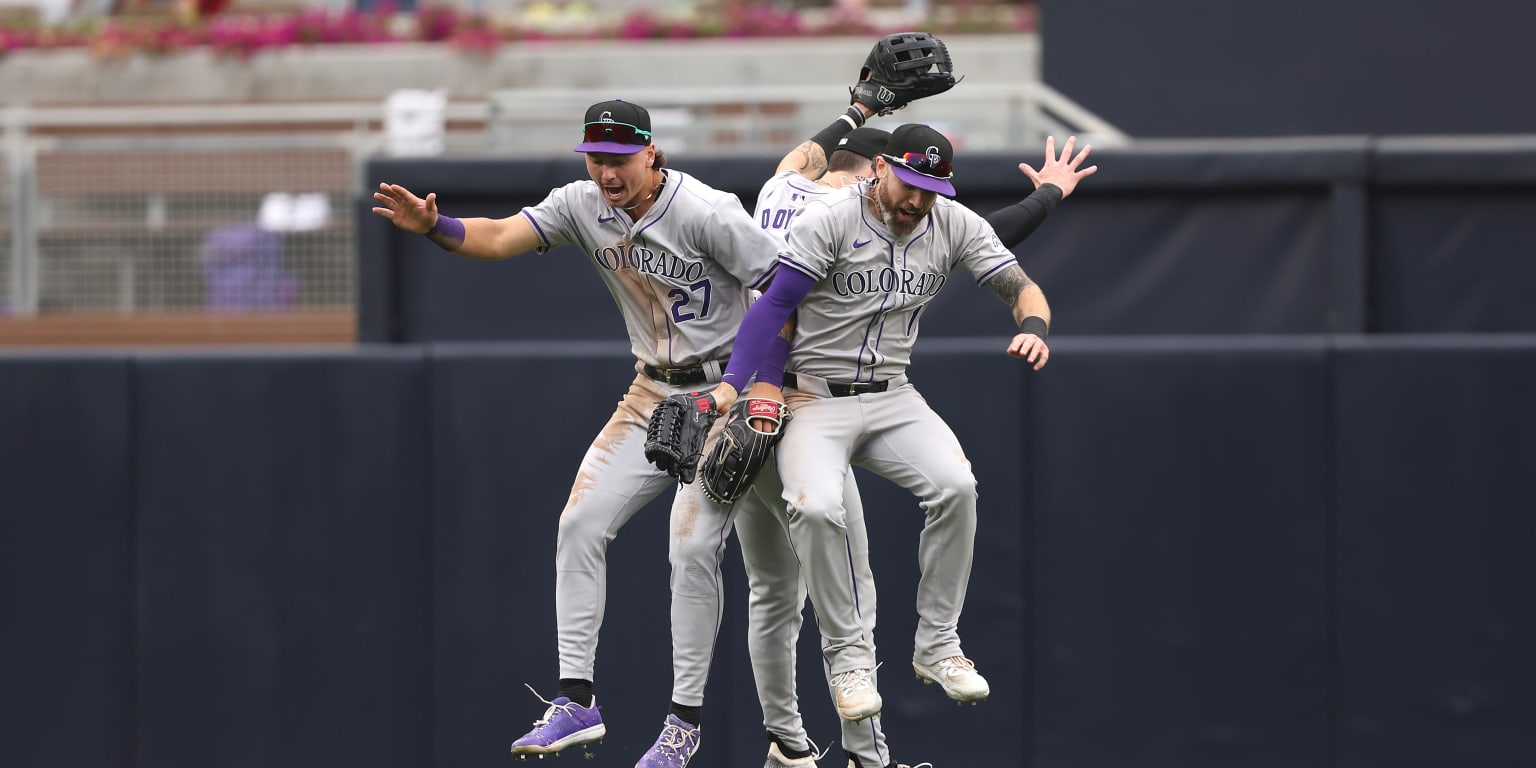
[775,103,876,179]
[988,263,1051,331]
[775,139,830,179]
[988,262,1052,369]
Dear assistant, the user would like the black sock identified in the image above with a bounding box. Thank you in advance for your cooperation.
[557,678,593,708]
[768,730,813,759]
[667,701,702,726]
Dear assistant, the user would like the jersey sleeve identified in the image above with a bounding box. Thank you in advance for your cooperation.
[778,199,841,280]
[956,206,1021,286]
[702,194,782,290]
[517,181,585,255]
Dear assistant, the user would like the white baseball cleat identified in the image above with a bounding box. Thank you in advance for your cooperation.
[912,655,990,702]
[830,667,883,722]
[764,735,829,768]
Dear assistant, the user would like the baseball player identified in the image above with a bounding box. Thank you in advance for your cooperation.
[371,99,782,768]
[737,104,1095,768]
[712,124,1057,758]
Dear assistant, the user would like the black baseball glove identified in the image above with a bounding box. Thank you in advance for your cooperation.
[645,391,718,485]
[850,32,960,116]
[699,397,791,504]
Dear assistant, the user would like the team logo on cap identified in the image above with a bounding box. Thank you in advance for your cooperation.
[599,111,614,123]
[926,146,943,165]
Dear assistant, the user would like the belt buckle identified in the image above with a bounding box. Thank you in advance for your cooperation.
[849,380,887,395]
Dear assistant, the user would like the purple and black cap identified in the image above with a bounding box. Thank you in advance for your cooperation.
[834,126,893,161]
[573,99,653,154]
[882,123,955,196]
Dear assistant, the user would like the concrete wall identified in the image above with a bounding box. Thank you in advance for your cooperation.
[0,34,1038,105]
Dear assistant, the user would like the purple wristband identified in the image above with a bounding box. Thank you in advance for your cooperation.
[425,214,465,250]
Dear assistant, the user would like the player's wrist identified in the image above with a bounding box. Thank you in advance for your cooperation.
[1020,315,1049,338]
[425,214,465,251]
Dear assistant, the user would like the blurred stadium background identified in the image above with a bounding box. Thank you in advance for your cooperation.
[2,2,1533,768]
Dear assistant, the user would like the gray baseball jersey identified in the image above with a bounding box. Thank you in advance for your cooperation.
[754,169,838,239]
[522,168,780,366]
[780,181,1016,382]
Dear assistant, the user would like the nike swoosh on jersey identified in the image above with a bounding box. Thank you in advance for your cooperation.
[852,238,871,248]
[598,214,616,224]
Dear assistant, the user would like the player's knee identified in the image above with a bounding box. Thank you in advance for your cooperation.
[783,487,849,529]
[928,464,979,506]
[556,503,614,552]
[669,535,725,572]
[670,561,721,598]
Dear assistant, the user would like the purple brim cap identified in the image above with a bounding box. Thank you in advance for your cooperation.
[890,163,956,196]
[573,141,648,154]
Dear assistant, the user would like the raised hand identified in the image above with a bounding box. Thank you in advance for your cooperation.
[1019,136,1098,199]
[371,182,439,234]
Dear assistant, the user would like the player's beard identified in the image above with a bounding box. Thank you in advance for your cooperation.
[872,175,928,238]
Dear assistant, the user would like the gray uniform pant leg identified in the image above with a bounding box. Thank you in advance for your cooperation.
[738,462,888,764]
[852,384,978,664]
[667,470,740,706]
[555,374,678,683]
[820,475,890,767]
[775,393,878,676]
[735,474,810,748]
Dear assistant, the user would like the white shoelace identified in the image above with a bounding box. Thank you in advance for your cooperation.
[655,721,700,755]
[805,736,834,762]
[831,667,875,698]
[521,683,581,727]
[936,656,977,677]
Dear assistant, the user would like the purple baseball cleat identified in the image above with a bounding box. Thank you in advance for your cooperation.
[634,714,702,768]
[509,689,606,758]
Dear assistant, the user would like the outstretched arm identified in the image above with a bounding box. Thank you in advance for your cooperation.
[372,182,542,261]
[987,135,1098,246]
[988,263,1051,370]
[1021,135,1096,199]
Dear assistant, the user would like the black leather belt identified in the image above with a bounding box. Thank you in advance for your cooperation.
[643,359,726,387]
[782,372,890,397]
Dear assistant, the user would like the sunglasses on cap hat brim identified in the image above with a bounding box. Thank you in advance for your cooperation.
[883,152,956,196]
[573,121,652,154]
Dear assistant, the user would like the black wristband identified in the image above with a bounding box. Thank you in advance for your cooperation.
[810,111,860,159]
[1021,316,1049,338]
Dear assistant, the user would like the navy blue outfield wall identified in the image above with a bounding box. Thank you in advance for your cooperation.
[2,336,1534,768]
[1039,0,1536,138]
[360,137,1536,344]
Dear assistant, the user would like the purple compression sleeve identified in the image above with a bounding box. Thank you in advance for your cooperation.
[721,265,816,392]
[757,336,792,388]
